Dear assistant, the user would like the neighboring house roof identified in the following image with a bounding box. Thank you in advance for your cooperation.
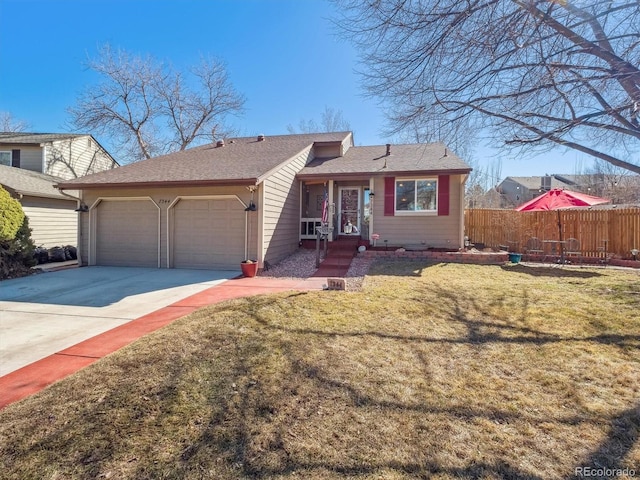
[502,176,573,190]
[299,143,470,178]
[0,164,71,200]
[57,132,352,189]
[0,132,86,144]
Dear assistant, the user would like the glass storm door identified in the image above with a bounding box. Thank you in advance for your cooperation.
[339,188,360,235]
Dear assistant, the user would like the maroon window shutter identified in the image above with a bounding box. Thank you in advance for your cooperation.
[384,177,395,216]
[11,149,20,168]
[438,175,450,216]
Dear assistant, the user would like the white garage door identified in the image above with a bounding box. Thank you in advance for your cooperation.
[173,198,245,270]
[95,200,158,267]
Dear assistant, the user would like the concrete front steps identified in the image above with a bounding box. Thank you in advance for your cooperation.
[310,236,361,277]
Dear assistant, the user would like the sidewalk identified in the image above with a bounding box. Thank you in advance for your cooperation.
[0,275,326,410]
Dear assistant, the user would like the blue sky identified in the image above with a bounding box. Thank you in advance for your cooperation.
[0,0,593,179]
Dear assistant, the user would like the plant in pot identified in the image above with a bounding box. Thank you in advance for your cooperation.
[241,259,258,277]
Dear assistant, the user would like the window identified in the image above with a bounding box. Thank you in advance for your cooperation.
[395,179,437,212]
[0,151,10,166]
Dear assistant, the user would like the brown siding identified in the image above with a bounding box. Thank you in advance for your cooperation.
[371,175,464,248]
[262,146,312,264]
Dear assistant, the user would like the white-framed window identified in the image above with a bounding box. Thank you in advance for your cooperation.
[395,178,437,213]
[0,151,10,166]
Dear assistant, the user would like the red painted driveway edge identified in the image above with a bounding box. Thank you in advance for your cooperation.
[0,276,325,410]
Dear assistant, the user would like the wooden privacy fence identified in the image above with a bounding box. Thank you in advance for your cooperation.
[465,208,640,259]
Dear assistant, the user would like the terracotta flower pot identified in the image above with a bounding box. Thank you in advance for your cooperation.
[241,261,258,277]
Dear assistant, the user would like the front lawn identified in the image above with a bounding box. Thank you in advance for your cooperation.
[1,261,639,479]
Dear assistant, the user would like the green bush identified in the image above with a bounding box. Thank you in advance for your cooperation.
[0,188,36,279]
[0,185,25,241]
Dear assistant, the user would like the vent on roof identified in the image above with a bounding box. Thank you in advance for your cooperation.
[216,139,225,148]
[386,143,391,156]
[541,175,552,191]
[257,134,265,142]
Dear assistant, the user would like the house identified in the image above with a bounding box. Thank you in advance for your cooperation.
[498,175,576,207]
[496,173,639,207]
[0,132,118,180]
[0,133,118,247]
[56,132,471,270]
[0,165,79,247]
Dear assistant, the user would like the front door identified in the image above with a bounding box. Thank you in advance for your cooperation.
[338,187,360,235]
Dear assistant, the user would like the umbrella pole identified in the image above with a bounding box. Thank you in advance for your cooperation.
[557,210,565,264]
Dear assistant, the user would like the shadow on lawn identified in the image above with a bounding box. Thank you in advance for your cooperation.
[364,258,605,279]
[185,294,637,479]
[2,285,637,479]
[245,289,640,351]
[570,402,640,479]
[500,263,604,278]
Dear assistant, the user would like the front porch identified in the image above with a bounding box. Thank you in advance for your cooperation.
[300,180,372,242]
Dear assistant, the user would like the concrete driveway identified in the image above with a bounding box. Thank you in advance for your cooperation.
[0,266,238,376]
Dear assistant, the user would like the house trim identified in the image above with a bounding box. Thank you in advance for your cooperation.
[58,179,259,190]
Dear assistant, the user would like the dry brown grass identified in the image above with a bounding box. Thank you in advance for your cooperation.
[1,261,639,479]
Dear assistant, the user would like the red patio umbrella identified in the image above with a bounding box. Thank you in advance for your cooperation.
[515,188,609,262]
[514,188,610,212]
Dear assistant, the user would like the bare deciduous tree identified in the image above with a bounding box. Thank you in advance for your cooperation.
[583,159,640,204]
[0,112,30,132]
[334,1,640,174]
[69,45,245,163]
[287,106,351,134]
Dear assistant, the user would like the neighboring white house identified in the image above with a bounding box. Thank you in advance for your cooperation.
[0,132,117,180]
[0,133,118,248]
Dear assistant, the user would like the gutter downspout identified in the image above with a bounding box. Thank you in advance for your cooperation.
[460,174,469,249]
[56,186,85,266]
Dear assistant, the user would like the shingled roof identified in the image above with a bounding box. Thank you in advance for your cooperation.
[0,132,85,144]
[298,142,471,179]
[0,165,70,199]
[57,132,351,189]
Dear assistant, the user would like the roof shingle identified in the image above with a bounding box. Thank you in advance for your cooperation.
[0,165,70,199]
[57,132,352,188]
[0,132,85,144]
[299,142,470,178]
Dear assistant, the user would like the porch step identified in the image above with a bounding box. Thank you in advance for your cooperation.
[319,256,353,267]
[311,238,358,278]
[326,250,355,258]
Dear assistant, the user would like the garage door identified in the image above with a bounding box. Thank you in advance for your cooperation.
[172,198,245,269]
[95,200,158,267]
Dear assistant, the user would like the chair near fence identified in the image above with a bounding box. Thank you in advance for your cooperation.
[597,240,613,267]
[565,238,581,264]
[525,237,544,257]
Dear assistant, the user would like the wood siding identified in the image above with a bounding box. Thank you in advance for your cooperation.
[0,137,116,179]
[20,196,77,248]
[262,146,313,264]
[2,145,43,173]
[371,175,464,248]
[47,136,117,180]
